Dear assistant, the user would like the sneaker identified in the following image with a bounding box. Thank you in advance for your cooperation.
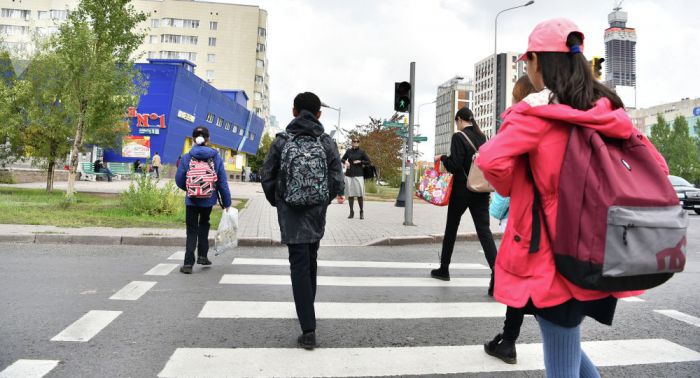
[297,332,317,350]
[430,268,450,281]
[179,265,193,274]
[197,256,212,265]
[484,333,517,364]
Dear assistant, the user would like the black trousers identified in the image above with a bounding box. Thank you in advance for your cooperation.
[185,206,213,266]
[153,166,160,178]
[440,189,497,270]
[503,306,525,342]
[288,241,320,333]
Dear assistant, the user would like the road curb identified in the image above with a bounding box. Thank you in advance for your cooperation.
[364,232,502,247]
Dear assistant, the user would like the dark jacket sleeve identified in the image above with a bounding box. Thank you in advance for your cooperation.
[361,150,371,165]
[215,153,232,208]
[175,154,189,190]
[261,137,284,207]
[441,132,470,175]
[326,137,345,199]
[340,149,349,164]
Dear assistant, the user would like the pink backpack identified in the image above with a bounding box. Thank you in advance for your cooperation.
[532,126,688,292]
[186,157,218,198]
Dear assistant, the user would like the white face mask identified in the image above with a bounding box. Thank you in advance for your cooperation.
[195,136,205,145]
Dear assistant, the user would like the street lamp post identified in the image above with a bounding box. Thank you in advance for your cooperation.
[493,1,534,132]
[320,102,341,141]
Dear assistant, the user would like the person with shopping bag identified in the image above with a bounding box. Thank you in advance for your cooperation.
[430,107,498,296]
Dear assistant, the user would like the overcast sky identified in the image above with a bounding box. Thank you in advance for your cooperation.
[215,0,699,159]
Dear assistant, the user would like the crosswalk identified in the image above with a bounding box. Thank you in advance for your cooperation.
[156,254,700,378]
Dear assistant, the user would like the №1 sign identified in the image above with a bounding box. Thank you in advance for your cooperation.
[127,107,166,128]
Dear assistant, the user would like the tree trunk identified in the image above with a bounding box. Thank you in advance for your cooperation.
[46,160,55,192]
[66,102,87,199]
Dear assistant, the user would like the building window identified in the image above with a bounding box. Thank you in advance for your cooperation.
[216,117,223,127]
[209,21,217,30]
[255,75,264,84]
[254,92,262,101]
[239,129,244,136]
[162,18,199,28]
[48,9,68,20]
[148,51,158,59]
[151,19,161,28]
[1,8,31,20]
[224,121,231,130]
[208,37,216,46]
[206,113,215,123]
[207,54,215,63]
[37,11,49,20]
[160,51,196,61]
[206,70,214,80]
[232,124,239,133]
[249,132,255,141]
[37,26,58,36]
[256,43,265,52]
[258,27,266,37]
[149,35,158,44]
[161,34,197,45]
[256,59,264,68]
[0,25,30,36]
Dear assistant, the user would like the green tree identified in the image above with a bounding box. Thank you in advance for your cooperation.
[649,114,671,158]
[54,0,147,199]
[667,116,700,182]
[694,118,700,174]
[0,50,22,168]
[13,52,74,192]
[346,117,402,183]
[248,132,272,173]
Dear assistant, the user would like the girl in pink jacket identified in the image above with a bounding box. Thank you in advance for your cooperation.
[476,18,667,377]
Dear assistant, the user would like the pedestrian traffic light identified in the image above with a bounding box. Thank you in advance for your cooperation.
[394,81,411,112]
[591,56,604,80]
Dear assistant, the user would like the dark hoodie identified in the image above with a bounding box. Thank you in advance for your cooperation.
[175,144,232,208]
[261,110,345,244]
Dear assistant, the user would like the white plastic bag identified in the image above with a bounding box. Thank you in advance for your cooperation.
[214,207,238,256]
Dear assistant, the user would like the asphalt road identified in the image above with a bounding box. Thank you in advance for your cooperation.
[1,213,699,377]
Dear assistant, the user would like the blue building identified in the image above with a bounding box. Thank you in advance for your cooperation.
[104,59,264,176]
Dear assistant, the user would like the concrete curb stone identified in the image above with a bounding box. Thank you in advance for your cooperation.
[0,234,36,243]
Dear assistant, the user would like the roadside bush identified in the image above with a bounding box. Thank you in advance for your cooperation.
[120,173,183,216]
[387,174,403,188]
[365,179,378,194]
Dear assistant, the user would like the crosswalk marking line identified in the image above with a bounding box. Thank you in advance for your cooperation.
[199,301,507,319]
[232,258,488,270]
[167,251,185,260]
[157,339,700,378]
[0,359,60,378]
[654,309,700,327]
[50,310,122,342]
[145,264,179,276]
[109,281,157,301]
[621,297,645,302]
[220,274,489,287]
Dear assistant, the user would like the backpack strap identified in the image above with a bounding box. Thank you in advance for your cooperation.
[527,160,551,254]
[457,130,478,153]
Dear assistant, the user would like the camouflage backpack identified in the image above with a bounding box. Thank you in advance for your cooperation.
[279,133,329,207]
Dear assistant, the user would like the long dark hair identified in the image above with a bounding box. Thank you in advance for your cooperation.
[455,107,484,138]
[529,33,623,111]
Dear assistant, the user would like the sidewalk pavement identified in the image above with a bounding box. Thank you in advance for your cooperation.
[0,181,502,247]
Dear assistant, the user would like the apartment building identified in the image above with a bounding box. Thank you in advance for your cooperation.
[473,52,525,137]
[0,0,270,127]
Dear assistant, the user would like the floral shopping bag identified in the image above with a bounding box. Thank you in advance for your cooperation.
[415,162,453,206]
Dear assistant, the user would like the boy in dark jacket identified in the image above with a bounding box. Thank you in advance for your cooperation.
[261,92,345,349]
[175,126,232,274]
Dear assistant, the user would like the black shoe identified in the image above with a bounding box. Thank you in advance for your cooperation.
[359,211,364,220]
[430,268,450,281]
[484,334,517,364]
[348,211,354,219]
[297,332,317,350]
[179,265,193,274]
[197,256,212,265]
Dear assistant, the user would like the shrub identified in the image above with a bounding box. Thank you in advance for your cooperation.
[120,173,183,216]
[387,174,403,188]
[364,179,378,194]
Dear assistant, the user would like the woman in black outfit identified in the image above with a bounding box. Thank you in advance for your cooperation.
[341,138,371,219]
[430,107,498,296]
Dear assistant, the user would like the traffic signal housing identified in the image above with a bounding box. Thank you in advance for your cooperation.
[591,56,604,81]
[394,81,411,112]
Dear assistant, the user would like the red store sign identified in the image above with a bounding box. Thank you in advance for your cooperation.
[128,107,166,128]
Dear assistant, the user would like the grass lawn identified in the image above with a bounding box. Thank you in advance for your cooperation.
[0,187,247,228]
[364,185,401,201]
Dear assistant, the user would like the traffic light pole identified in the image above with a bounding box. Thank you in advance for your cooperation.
[404,62,416,226]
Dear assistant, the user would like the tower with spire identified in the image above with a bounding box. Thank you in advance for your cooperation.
[604,1,637,89]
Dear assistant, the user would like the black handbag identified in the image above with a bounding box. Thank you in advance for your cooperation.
[362,165,376,180]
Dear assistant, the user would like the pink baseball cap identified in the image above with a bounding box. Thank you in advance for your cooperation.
[517,18,585,61]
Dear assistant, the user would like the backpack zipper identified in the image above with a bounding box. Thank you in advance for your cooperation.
[622,224,636,246]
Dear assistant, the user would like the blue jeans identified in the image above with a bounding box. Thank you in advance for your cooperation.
[97,168,114,181]
[537,316,601,378]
